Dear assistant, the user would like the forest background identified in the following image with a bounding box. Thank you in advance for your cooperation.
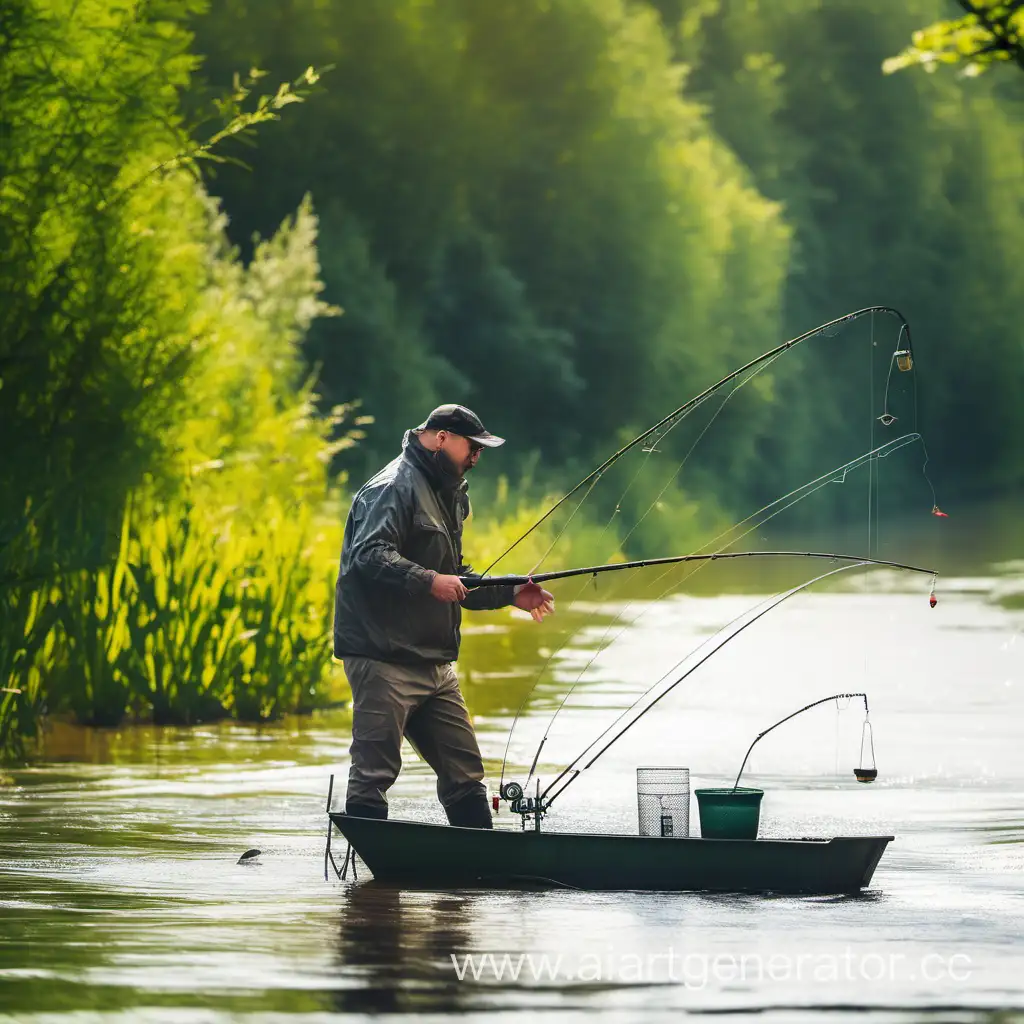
[3,0,1022,759]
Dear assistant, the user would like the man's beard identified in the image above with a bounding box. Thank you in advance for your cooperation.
[434,447,469,478]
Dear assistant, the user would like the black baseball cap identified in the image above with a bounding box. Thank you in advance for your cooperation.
[416,404,505,447]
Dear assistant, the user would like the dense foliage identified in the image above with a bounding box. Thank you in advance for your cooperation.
[675,0,1024,505]
[190,0,1024,505]
[0,0,346,757]
[189,0,790,473]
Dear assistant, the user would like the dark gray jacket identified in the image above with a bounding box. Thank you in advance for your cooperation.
[333,432,515,664]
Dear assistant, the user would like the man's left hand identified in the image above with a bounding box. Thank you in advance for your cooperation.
[513,582,555,623]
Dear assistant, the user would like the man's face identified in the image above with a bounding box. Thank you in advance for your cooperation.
[438,431,484,474]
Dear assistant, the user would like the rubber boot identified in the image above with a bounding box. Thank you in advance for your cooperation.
[344,801,388,820]
[444,790,493,829]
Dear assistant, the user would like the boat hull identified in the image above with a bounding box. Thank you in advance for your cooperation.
[329,814,892,894]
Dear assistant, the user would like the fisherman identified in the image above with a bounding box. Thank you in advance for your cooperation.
[333,404,555,828]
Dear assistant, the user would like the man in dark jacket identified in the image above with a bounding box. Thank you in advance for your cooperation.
[334,404,554,828]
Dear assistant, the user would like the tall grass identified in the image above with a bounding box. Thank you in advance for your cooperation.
[0,586,59,760]
[0,489,343,757]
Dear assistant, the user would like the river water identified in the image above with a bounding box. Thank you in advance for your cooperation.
[1,514,1022,1022]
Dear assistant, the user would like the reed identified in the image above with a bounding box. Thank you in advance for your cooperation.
[0,585,59,760]
[0,489,344,759]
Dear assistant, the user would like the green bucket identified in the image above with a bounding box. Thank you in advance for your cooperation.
[695,787,763,839]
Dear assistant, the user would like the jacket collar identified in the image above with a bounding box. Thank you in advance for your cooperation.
[402,430,467,497]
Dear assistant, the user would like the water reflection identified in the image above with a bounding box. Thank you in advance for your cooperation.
[333,883,476,1013]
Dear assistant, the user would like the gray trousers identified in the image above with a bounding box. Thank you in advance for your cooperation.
[343,656,486,812]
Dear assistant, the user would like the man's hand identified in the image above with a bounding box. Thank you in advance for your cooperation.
[513,581,555,623]
[430,573,468,603]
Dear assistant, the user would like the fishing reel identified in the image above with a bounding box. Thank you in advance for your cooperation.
[498,780,550,831]
[499,781,524,804]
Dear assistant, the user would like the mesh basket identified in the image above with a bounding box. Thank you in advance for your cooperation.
[636,767,690,838]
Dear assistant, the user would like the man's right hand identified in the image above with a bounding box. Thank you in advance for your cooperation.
[430,573,468,602]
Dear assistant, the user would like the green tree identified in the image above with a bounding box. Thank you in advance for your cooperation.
[886,1,1024,76]
[0,0,207,591]
[684,0,1024,505]
[0,0,321,590]
[1,0,343,757]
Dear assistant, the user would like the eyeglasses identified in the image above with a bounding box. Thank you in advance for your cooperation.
[440,430,485,455]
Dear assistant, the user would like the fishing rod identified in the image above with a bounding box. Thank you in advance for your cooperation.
[730,692,872,791]
[490,315,933,816]
[535,559,930,809]
[482,306,915,575]
[511,552,934,800]
[462,550,937,589]
[494,431,932,794]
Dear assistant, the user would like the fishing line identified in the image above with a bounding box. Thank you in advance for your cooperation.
[511,437,924,789]
[484,386,714,577]
[541,546,932,804]
[691,434,921,558]
[497,561,647,792]
[544,562,887,806]
[835,694,854,779]
[494,310,926,788]
[530,434,929,798]
[515,438,925,793]
[500,356,781,783]
[502,356,786,786]
[527,352,775,576]
[866,316,874,689]
[878,323,904,429]
[507,333,942,807]
[546,580,809,796]
[526,472,603,575]
[531,356,784,695]
[835,699,841,776]
[869,312,875,556]
[516,562,649,785]
[482,307,916,576]
[913,370,941,511]
[920,436,938,509]
[616,351,785,554]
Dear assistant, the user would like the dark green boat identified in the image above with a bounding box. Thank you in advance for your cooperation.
[328,813,892,894]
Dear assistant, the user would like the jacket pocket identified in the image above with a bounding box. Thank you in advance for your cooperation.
[409,513,455,572]
[412,511,446,533]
